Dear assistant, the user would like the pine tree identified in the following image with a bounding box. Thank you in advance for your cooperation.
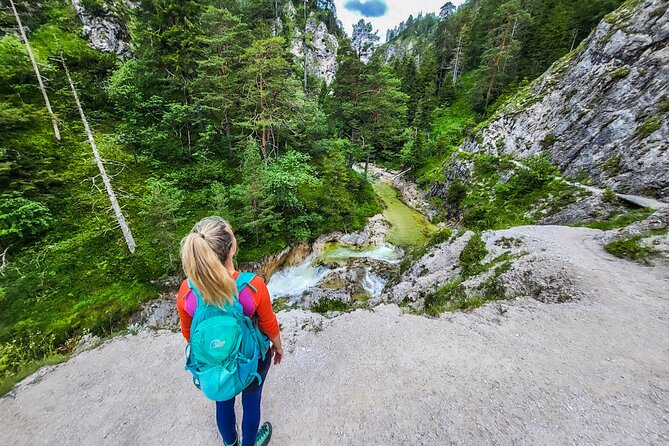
[415,50,438,129]
[239,37,303,160]
[477,0,531,112]
[193,6,252,150]
[352,19,379,62]
[399,55,419,124]
[319,139,352,226]
[234,139,277,245]
[329,44,367,143]
[357,62,408,162]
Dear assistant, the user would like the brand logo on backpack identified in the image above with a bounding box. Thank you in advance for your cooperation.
[210,339,226,349]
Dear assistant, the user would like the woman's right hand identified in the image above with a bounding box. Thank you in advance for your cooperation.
[271,345,284,365]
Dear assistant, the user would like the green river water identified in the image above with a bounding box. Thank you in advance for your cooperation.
[372,180,437,249]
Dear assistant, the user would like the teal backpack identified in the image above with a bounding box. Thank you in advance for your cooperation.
[185,272,270,401]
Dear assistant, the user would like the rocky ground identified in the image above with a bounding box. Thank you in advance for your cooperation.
[1,218,668,445]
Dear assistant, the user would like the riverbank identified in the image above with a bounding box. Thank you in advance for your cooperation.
[259,164,436,307]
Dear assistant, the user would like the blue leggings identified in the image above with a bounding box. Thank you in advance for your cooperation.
[216,353,271,446]
[216,385,263,446]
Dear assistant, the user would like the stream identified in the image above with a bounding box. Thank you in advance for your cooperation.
[267,168,436,305]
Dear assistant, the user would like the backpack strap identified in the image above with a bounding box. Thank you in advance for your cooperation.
[235,272,257,293]
[187,278,205,308]
[187,273,257,310]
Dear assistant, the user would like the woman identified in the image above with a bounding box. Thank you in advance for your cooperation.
[177,216,284,446]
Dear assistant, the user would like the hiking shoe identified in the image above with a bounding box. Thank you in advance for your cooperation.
[224,437,238,446]
[254,421,272,446]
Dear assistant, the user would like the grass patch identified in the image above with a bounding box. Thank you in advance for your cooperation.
[460,154,582,230]
[610,66,631,80]
[459,233,488,278]
[635,116,661,139]
[272,297,289,313]
[310,298,350,314]
[351,292,370,303]
[583,207,654,230]
[601,154,622,176]
[424,279,466,316]
[604,236,654,263]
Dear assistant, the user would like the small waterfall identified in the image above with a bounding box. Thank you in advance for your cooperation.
[364,269,387,298]
[266,254,333,300]
[266,243,400,302]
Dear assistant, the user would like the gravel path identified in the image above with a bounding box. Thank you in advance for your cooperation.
[1,226,668,445]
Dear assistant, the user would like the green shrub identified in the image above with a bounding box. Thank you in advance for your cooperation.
[610,66,631,80]
[272,297,289,313]
[424,279,465,316]
[604,236,654,263]
[635,117,661,139]
[602,188,619,204]
[659,98,669,114]
[459,233,488,278]
[584,208,654,230]
[445,179,466,218]
[601,155,622,176]
[310,298,350,314]
[540,133,556,149]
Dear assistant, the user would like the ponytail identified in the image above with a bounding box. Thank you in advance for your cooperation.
[180,218,237,307]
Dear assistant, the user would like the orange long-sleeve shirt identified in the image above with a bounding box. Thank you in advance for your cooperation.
[176,272,279,343]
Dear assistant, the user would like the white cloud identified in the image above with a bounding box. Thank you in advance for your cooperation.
[334,0,465,42]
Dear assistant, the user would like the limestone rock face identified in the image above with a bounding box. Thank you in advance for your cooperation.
[462,0,669,199]
[70,0,131,57]
[379,39,415,63]
[291,16,339,85]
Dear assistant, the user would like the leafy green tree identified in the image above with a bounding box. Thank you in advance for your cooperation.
[193,6,252,152]
[474,0,531,112]
[318,139,352,226]
[357,62,409,162]
[140,179,185,269]
[239,37,303,160]
[266,151,320,240]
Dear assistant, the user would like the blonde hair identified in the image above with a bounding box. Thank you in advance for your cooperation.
[180,216,237,307]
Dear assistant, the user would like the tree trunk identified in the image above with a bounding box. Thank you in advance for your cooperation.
[10,0,61,141]
[61,56,136,254]
[569,28,580,52]
[303,0,308,92]
[452,27,465,87]
[485,18,512,111]
[261,125,268,160]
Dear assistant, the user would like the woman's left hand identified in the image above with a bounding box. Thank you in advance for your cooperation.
[271,345,284,365]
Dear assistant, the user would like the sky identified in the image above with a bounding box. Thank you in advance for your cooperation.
[334,0,463,42]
